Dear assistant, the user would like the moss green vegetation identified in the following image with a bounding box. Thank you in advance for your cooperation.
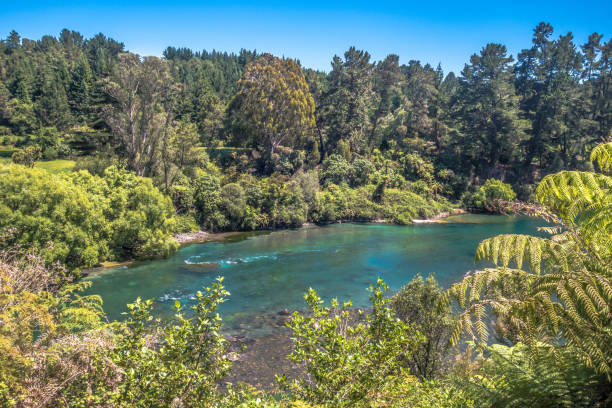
[34,159,76,174]
[0,163,178,272]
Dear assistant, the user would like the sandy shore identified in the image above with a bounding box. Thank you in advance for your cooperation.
[411,208,467,224]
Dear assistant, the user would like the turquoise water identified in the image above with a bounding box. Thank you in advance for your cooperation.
[84,214,544,334]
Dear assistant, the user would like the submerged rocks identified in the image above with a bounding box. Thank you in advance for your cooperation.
[179,262,220,273]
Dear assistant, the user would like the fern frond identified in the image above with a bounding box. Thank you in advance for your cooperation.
[590,142,612,172]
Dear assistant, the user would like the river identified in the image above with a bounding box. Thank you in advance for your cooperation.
[85,214,544,330]
[84,214,544,387]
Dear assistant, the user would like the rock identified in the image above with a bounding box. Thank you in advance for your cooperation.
[174,230,209,244]
[180,262,220,273]
[278,308,290,316]
[226,352,240,362]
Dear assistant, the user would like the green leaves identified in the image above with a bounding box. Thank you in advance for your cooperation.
[0,163,179,272]
[447,142,612,379]
[281,279,424,407]
[110,277,233,407]
[590,142,612,173]
[228,54,316,172]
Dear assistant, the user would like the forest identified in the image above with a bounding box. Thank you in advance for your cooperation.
[0,22,611,407]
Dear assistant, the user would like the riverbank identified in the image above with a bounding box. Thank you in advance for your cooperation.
[175,208,469,245]
[412,208,468,223]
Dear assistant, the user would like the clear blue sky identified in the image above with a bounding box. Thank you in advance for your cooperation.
[1,0,610,74]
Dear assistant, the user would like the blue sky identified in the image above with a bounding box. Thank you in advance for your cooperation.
[1,1,611,74]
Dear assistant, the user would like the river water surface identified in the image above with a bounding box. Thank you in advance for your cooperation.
[85,214,543,332]
[84,214,545,387]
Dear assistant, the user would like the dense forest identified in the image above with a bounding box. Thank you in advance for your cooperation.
[0,23,611,407]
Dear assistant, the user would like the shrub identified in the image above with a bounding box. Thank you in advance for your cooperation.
[350,158,374,186]
[11,145,41,167]
[462,178,516,211]
[0,164,178,271]
[319,154,351,186]
[391,275,456,379]
[279,279,424,407]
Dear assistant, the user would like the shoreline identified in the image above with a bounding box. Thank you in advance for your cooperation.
[411,208,467,224]
[86,209,470,273]
[174,208,469,245]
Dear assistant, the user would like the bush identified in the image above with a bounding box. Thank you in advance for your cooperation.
[279,280,424,407]
[350,158,374,186]
[11,145,41,167]
[319,154,351,186]
[462,178,516,211]
[391,275,456,379]
[0,164,178,271]
[220,183,247,229]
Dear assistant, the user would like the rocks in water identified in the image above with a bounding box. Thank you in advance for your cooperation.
[180,262,220,273]
[174,230,209,244]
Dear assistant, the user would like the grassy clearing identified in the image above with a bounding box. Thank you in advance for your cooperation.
[0,158,76,174]
[35,159,76,174]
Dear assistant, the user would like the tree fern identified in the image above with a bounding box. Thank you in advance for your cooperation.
[590,142,612,173]
[464,343,608,407]
[447,142,612,379]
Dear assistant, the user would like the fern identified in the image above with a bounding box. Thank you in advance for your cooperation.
[465,343,606,407]
[590,142,612,173]
[447,142,612,379]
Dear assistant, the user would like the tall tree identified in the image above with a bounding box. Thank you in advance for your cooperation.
[454,43,525,179]
[227,54,315,169]
[516,23,583,175]
[321,47,373,155]
[370,54,402,147]
[102,53,178,176]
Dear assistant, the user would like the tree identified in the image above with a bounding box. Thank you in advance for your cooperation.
[370,54,402,146]
[11,146,41,167]
[454,43,525,179]
[227,54,315,171]
[516,23,583,174]
[390,275,456,379]
[160,120,203,193]
[321,47,374,154]
[102,53,178,177]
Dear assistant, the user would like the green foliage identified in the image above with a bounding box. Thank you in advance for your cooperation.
[108,277,233,407]
[390,275,456,379]
[590,142,612,173]
[228,54,315,172]
[462,178,516,211]
[11,145,40,167]
[465,343,609,407]
[319,154,351,186]
[0,249,107,407]
[0,164,178,271]
[279,279,424,407]
[447,143,612,382]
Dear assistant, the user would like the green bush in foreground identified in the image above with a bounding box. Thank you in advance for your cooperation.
[278,279,425,407]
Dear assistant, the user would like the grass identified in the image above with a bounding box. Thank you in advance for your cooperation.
[35,159,76,174]
[0,158,76,174]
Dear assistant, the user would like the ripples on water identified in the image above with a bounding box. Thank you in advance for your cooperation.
[83,214,545,387]
[85,215,544,330]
